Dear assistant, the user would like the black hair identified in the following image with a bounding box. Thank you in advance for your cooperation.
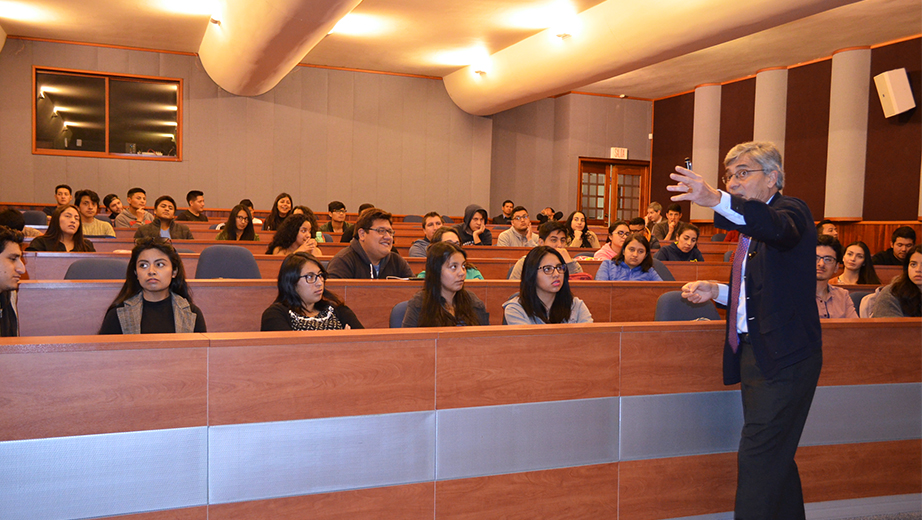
[511,206,528,216]
[502,199,514,206]
[676,222,700,240]
[186,190,203,204]
[604,220,630,244]
[418,242,481,327]
[355,208,392,233]
[565,211,595,248]
[222,205,257,241]
[358,203,375,213]
[103,194,120,210]
[74,189,100,207]
[0,224,24,252]
[239,199,254,209]
[127,187,146,197]
[538,220,567,241]
[615,234,653,272]
[892,226,917,244]
[153,195,176,214]
[816,234,843,263]
[431,226,460,244]
[628,217,646,228]
[105,238,193,312]
[328,200,346,212]
[42,205,92,251]
[0,209,25,231]
[890,244,921,317]
[264,193,293,231]
[272,252,343,315]
[292,206,319,237]
[666,203,682,214]
[843,241,880,285]
[265,213,308,254]
[55,184,72,195]
[0,226,24,337]
[816,219,835,234]
[518,246,573,324]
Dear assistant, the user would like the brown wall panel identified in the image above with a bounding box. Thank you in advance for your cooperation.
[208,337,436,425]
[864,38,922,220]
[651,93,695,216]
[785,59,832,218]
[436,325,619,409]
[209,483,434,520]
[620,327,732,396]
[719,78,756,166]
[0,346,207,441]
[818,319,921,386]
[619,453,737,520]
[435,463,618,519]
[799,440,922,503]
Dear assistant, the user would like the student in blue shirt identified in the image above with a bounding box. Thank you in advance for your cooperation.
[595,234,662,281]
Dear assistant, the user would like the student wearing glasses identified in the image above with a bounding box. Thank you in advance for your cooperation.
[503,246,593,325]
[320,201,354,242]
[402,241,489,327]
[496,206,538,247]
[327,207,413,279]
[261,252,363,331]
[508,221,583,280]
[592,220,631,260]
[215,204,259,241]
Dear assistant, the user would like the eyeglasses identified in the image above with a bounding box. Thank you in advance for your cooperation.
[369,227,395,236]
[299,272,326,284]
[236,215,249,221]
[816,255,837,266]
[613,230,631,238]
[538,264,566,275]
[331,209,346,214]
[512,215,530,221]
[722,169,765,184]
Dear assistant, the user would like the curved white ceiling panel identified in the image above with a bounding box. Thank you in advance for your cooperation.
[199,0,362,96]
[443,0,860,115]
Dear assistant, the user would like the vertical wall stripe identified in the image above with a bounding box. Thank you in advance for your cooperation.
[825,48,872,219]
[692,85,722,221]
[753,69,788,155]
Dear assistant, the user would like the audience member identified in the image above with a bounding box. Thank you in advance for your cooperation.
[408,212,444,257]
[492,200,514,224]
[340,203,375,243]
[415,227,485,280]
[134,196,194,240]
[239,199,263,226]
[74,189,115,237]
[536,207,562,223]
[114,188,154,228]
[175,190,208,222]
[503,246,593,325]
[26,205,95,252]
[645,202,664,232]
[509,221,583,280]
[652,203,683,242]
[0,208,41,237]
[454,204,492,246]
[596,234,662,281]
[815,235,858,318]
[496,206,537,247]
[870,245,921,317]
[265,213,322,256]
[831,241,880,285]
[593,220,631,261]
[327,208,413,279]
[815,219,838,240]
[99,238,206,334]
[103,194,122,222]
[260,252,363,331]
[872,226,916,266]
[43,184,72,217]
[320,200,354,242]
[0,226,26,337]
[215,204,259,241]
[629,217,659,250]
[655,222,704,262]
[262,192,293,231]
[292,206,321,241]
[402,241,489,327]
[565,211,600,249]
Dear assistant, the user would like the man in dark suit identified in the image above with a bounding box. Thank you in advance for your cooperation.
[668,141,822,520]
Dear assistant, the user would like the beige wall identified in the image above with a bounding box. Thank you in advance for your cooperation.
[0,39,492,216]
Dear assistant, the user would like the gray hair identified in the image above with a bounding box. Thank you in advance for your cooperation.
[647,201,662,212]
[724,141,785,190]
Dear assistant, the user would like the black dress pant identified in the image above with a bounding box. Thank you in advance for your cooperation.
[735,339,823,520]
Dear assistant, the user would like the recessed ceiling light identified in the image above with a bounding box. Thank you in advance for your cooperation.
[0,1,53,22]
[328,13,389,36]
[505,1,576,30]
[156,0,217,16]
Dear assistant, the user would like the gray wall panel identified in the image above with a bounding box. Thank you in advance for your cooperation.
[0,427,207,520]
[801,383,922,446]
[436,397,619,480]
[208,411,436,504]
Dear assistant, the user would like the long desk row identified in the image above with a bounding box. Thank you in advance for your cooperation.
[1,320,918,519]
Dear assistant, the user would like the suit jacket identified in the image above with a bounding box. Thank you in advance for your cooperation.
[715,193,821,384]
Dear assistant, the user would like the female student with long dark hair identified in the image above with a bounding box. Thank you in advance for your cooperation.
[402,241,488,327]
[565,210,600,249]
[831,241,880,285]
[264,213,323,256]
[592,220,630,261]
[503,246,593,325]
[595,234,662,281]
[215,204,259,241]
[260,252,363,330]
[262,192,293,231]
[99,238,206,334]
[26,205,95,252]
[871,244,921,318]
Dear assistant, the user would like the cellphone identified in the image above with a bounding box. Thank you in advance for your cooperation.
[684,157,693,170]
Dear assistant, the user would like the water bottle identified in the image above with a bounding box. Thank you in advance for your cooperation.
[315,231,324,243]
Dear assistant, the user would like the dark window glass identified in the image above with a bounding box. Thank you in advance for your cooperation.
[109,79,179,157]
[35,72,106,152]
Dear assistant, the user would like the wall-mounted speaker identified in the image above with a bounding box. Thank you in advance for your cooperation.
[873,68,916,118]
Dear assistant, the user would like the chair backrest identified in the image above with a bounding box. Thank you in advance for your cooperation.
[654,291,720,321]
[441,216,454,224]
[652,258,675,281]
[710,233,727,242]
[389,300,409,328]
[724,250,734,262]
[64,258,129,280]
[322,233,333,243]
[403,215,423,223]
[859,291,879,318]
[849,290,871,314]
[194,245,261,279]
[22,210,47,226]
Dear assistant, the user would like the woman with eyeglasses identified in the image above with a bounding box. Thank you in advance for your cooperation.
[565,211,601,249]
[264,213,324,256]
[215,204,259,241]
[592,220,630,261]
[503,246,593,325]
[261,252,363,330]
[99,238,205,334]
[402,241,488,327]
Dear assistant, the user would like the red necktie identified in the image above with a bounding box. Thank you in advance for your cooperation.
[727,235,751,353]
